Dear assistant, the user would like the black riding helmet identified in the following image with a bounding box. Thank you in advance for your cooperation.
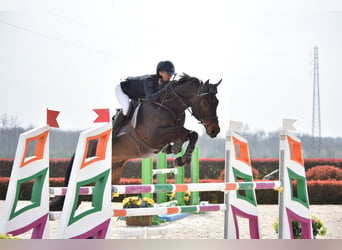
[156,61,175,75]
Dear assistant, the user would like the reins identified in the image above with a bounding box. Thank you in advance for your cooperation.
[158,80,218,125]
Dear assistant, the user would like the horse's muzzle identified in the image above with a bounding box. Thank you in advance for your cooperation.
[205,120,220,138]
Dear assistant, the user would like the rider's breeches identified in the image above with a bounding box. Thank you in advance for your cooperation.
[115,84,130,115]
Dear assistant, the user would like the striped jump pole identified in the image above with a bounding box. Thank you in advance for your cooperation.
[112,181,281,195]
[113,204,227,218]
[0,126,50,239]
[56,123,112,239]
[112,180,280,217]
[278,119,313,239]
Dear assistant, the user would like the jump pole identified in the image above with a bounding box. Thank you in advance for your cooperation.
[191,146,200,205]
[156,152,168,203]
[175,148,185,205]
[141,150,185,205]
[1,118,313,239]
[142,157,153,199]
[141,146,200,206]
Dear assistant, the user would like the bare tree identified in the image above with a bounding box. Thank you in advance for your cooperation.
[0,113,20,128]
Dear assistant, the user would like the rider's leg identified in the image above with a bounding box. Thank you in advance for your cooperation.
[115,84,130,116]
[113,84,130,141]
[112,109,126,142]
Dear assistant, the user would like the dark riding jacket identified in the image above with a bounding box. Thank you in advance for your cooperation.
[120,74,169,102]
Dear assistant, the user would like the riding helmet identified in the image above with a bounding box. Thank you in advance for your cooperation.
[156,61,175,75]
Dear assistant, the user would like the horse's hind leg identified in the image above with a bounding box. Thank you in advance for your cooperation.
[112,160,127,184]
[49,140,98,211]
[49,155,75,211]
[174,131,198,166]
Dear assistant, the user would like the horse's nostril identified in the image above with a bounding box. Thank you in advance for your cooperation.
[210,128,220,137]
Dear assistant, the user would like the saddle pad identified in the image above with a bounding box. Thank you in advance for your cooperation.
[117,102,141,136]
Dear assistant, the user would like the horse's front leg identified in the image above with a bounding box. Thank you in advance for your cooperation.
[174,131,198,167]
[152,126,198,166]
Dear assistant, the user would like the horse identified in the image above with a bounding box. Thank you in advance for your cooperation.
[49,73,221,210]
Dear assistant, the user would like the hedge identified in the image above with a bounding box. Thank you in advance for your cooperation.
[306,165,342,180]
[0,158,70,178]
[1,158,342,204]
[1,158,342,179]
[1,177,341,204]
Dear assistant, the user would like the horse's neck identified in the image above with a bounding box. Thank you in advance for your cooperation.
[170,82,198,113]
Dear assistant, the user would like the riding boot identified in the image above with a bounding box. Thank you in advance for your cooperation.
[112,109,126,142]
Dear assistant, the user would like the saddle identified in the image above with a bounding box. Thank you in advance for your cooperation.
[112,99,160,155]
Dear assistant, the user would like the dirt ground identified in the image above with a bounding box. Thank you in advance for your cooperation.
[0,201,341,239]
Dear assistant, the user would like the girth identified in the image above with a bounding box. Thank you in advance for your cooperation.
[126,122,160,157]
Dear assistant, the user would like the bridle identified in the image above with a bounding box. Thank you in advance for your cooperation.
[190,84,219,124]
[164,81,219,125]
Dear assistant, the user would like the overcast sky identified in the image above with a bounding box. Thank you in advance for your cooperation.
[1,0,342,138]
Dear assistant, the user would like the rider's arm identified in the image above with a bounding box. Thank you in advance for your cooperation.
[144,77,168,102]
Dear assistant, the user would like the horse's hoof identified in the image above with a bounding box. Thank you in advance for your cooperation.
[49,197,65,211]
[161,144,172,154]
[174,157,184,167]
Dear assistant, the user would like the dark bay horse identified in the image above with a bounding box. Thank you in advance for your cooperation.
[50,74,221,210]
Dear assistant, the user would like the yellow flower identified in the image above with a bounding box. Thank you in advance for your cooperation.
[143,197,155,206]
[122,196,155,208]
[168,192,191,204]
[122,198,129,206]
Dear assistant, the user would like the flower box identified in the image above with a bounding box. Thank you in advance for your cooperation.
[126,216,153,226]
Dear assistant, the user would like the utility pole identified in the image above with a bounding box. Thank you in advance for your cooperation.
[312,46,321,156]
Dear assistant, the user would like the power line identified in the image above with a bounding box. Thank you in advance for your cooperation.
[0,19,122,58]
[47,11,158,48]
[47,11,122,38]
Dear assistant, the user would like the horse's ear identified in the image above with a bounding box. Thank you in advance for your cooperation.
[204,79,210,84]
[215,79,222,86]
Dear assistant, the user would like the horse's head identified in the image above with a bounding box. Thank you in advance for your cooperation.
[192,79,221,138]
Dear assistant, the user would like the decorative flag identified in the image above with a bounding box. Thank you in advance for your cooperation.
[282,119,297,131]
[93,109,110,123]
[47,109,60,128]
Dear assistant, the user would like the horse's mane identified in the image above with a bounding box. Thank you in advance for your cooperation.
[178,73,201,85]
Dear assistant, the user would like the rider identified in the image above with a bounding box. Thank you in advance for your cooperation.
[113,60,176,138]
